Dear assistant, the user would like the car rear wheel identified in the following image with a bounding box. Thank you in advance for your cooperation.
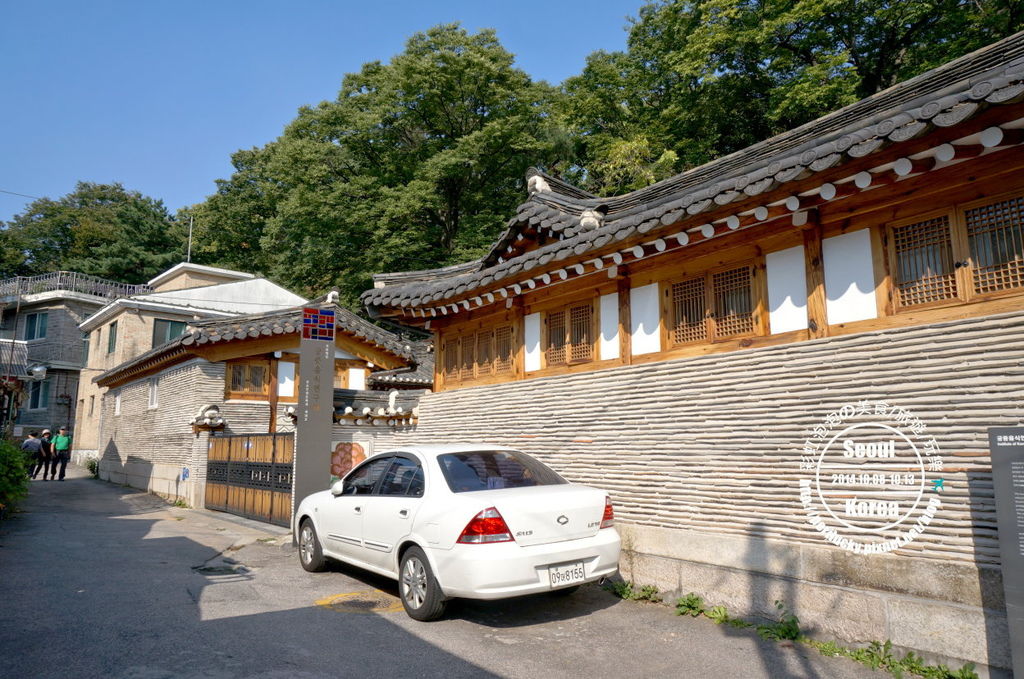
[399,546,446,621]
[298,519,326,572]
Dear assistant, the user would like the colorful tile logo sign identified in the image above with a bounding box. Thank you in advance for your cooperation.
[302,308,336,341]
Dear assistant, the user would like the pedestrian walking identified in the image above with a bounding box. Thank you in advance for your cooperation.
[39,430,54,480]
[20,432,43,479]
[51,427,73,481]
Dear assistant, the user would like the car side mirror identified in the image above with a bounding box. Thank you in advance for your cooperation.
[330,480,346,496]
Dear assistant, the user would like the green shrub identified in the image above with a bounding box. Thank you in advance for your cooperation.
[0,440,30,518]
[85,458,99,478]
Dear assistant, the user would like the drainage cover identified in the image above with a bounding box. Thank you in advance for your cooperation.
[315,591,403,614]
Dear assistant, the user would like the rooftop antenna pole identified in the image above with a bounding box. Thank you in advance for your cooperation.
[186,215,194,263]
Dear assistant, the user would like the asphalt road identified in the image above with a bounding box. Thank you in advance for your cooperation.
[0,466,883,679]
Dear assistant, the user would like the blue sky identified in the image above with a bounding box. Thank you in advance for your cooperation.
[0,1,639,222]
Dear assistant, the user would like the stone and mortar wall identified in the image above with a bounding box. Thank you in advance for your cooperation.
[96,359,296,506]
[330,310,1024,672]
[98,359,223,507]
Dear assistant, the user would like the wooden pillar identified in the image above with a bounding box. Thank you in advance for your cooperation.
[802,210,829,339]
[513,297,526,381]
[268,358,279,433]
[617,270,632,364]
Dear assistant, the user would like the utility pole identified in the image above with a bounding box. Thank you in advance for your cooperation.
[187,215,194,263]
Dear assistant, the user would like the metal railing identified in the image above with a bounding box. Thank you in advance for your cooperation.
[0,271,151,300]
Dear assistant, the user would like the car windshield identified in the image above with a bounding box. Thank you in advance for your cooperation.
[437,450,566,493]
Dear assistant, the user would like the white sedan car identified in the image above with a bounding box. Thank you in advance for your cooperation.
[294,444,621,620]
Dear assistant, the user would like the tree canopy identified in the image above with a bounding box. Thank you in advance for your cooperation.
[565,0,1024,193]
[186,23,571,305]
[0,182,184,284]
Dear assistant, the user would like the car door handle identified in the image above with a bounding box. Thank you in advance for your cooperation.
[399,509,409,517]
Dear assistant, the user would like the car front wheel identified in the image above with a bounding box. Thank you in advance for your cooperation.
[298,519,326,572]
[399,546,446,621]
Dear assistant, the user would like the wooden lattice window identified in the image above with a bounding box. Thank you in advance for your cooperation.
[476,330,494,375]
[460,335,475,380]
[966,194,1024,294]
[668,265,755,345]
[546,310,567,365]
[226,359,271,400]
[671,276,707,344]
[494,325,514,375]
[712,266,754,337]
[442,338,459,382]
[890,215,958,308]
[545,301,594,366]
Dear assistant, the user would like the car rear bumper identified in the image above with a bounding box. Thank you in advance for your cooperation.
[429,528,621,600]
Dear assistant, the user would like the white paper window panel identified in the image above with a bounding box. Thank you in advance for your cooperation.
[348,368,366,391]
[599,292,620,361]
[630,283,661,356]
[766,245,809,334]
[822,229,878,324]
[277,361,296,397]
[524,312,542,372]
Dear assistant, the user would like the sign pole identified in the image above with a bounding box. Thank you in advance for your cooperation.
[292,307,336,535]
[988,426,1024,678]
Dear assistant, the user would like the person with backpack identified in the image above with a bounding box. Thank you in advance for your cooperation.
[20,431,43,479]
[51,427,73,481]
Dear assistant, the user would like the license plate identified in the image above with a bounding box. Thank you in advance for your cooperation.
[548,561,586,588]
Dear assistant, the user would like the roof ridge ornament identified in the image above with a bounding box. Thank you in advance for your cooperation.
[527,173,551,195]
[579,204,608,231]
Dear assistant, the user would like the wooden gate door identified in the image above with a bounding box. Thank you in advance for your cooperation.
[204,433,294,527]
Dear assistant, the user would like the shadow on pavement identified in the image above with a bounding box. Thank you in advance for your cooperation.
[0,469,499,679]
[316,547,619,627]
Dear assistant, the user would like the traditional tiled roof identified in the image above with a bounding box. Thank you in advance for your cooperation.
[363,31,1024,313]
[333,388,424,422]
[367,340,434,389]
[96,303,416,387]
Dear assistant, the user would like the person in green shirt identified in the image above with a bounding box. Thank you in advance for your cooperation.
[51,427,72,481]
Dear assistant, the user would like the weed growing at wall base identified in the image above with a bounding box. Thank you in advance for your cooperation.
[667,590,977,679]
[603,580,662,602]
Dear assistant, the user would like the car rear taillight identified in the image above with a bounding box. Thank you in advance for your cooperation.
[601,497,615,529]
[457,507,514,544]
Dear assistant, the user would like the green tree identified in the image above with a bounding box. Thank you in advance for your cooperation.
[566,0,1024,194]
[2,182,185,283]
[191,23,570,306]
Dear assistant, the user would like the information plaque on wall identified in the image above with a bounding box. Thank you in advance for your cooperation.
[988,427,1024,677]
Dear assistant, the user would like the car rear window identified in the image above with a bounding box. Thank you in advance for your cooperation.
[438,450,566,493]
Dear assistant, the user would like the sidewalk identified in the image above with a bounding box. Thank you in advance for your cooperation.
[1,464,888,679]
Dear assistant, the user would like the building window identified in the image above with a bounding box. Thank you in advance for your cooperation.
[965,194,1024,294]
[148,378,158,409]
[107,321,118,354]
[152,319,187,348]
[28,379,50,410]
[440,324,516,387]
[114,392,121,416]
[225,359,271,400]
[88,395,95,416]
[82,332,90,365]
[889,193,1024,309]
[25,312,48,340]
[668,265,755,346]
[545,301,594,366]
